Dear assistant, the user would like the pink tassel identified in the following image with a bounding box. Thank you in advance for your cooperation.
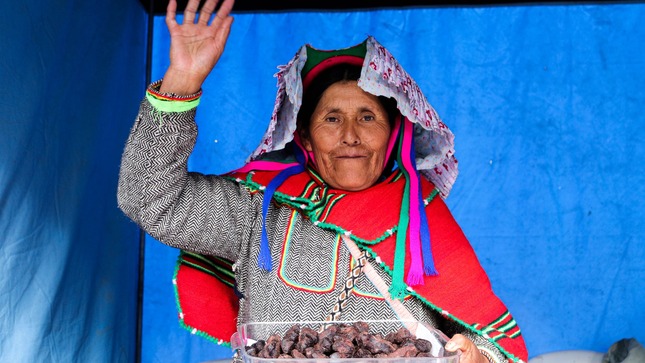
[400,119,425,287]
[405,263,425,286]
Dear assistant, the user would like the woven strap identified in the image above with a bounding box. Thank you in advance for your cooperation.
[341,235,446,357]
[323,249,367,325]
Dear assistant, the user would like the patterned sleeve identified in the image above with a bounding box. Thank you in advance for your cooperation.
[117,97,260,261]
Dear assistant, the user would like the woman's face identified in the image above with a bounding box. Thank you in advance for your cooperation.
[302,81,391,191]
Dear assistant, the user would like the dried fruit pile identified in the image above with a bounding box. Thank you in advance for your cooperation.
[244,322,437,359]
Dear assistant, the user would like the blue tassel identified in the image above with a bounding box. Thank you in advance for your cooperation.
[418,192,438,276]
[258,145,306,271]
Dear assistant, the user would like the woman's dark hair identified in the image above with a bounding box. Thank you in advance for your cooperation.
[297,64,398,140]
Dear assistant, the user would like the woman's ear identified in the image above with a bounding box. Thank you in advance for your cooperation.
[302,139,313,152]
[300,131,313,152]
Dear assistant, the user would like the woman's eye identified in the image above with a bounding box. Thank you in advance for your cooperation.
[363,115,375,121]
[325,117,339,123]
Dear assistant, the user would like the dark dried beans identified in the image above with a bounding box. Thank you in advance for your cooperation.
[246,322,436,359]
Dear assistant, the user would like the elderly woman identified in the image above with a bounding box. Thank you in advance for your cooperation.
[117,0,528,362]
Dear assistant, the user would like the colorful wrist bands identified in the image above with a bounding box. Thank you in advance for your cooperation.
[145,79,202,113]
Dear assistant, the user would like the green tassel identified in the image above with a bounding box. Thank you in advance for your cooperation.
[389,120,410,300]
[389,177,410,299]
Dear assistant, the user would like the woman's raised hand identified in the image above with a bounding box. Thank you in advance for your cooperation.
[160,0,235,95]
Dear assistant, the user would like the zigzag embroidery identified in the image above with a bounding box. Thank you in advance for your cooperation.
[178,252,235,287]
[472,311,522,341]
[277,210,341,293]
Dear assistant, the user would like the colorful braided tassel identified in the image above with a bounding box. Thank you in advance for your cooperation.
[390,117,439,299]
[257,144,307,271]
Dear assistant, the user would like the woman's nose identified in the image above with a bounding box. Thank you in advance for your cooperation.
[341,122,360,145]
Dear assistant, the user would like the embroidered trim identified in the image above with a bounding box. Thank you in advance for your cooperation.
[178,253,235,288]
[472,311,522,341]
[315,193,345,223]
[277,210,340,293]
[301,181,319,200]
[225,174,440,250]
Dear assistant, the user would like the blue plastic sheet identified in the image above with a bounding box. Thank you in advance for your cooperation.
[145,4,645,362]
[2,1,642,363]
[0,0,146,361]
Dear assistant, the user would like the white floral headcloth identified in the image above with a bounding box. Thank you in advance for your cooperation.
[248,36,458,198]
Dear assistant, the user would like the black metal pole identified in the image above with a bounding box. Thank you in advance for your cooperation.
[136,0,155,361]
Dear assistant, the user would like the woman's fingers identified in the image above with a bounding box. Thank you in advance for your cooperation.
[172,0,233,27]
[211,0,234,47]
[197,0,219,25]
[213,14,234,47]
[165,0,178,28]
[183,0,200,24]
[166,0,234,27]
[213,0,234,25]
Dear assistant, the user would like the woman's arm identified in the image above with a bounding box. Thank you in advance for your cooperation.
[117,0,256,259]
[117,95,259,260]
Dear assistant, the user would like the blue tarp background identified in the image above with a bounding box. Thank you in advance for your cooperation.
[1,2,643,363]
[0,0,146,362]
[145,4,645,363]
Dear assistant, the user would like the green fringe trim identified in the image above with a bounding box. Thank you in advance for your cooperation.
[179,252,235,287]
[225,173,439,247]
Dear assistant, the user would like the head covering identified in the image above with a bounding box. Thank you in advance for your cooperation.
[248,36,458,198]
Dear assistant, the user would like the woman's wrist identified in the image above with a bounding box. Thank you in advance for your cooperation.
[148,80,201,100]
[158,68,205,95]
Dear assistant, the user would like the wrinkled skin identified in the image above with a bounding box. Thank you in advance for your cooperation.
[302,81,391,191]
